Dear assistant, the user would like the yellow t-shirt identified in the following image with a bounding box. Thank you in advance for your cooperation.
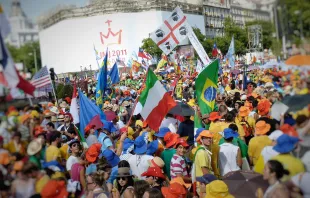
[235,116,256,130]
[60,144,69,160]
[221,122,246,137]
[248,136,272,165]
[253,154,265,174]
[271,154,305,181]
[194,148,212,177]
[209,121,226,145]
[45,145,61,162]
[35,175,50,193]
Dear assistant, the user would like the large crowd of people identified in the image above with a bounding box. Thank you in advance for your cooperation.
[0,67,309,198]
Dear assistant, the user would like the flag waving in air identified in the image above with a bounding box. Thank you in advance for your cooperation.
[136,69,176,130]
[227,36,235,68]
[108,62,120,84]
[138,48,151,60]
[195,59,219,115]
[95,49,108,107]
[70,82,79,124]
[212,42,218,57]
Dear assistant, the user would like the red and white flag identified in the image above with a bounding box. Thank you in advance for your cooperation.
[70,83,80,124]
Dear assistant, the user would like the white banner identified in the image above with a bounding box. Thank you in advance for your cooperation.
[150,7,189,55]
[187,25,211,66]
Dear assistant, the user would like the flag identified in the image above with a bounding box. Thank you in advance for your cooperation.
[116,55,126,67]
[96,49,108,107]
[141,59,149,70]
[156,54,167,70]
[194,112,203,138]
[138,48,151,60]
[227,36,235,68]
[212,42,218,57]
[70,83,79,124]
[0,5,11,38]
[132,51,138,60]
[108,62,120,84]
[74,126,88,148]
[127,57,133,67]
[31,66,52,88]
[132,60,141,72]
[0,29,35,95]
[196,59,203,73]
[137,69,176,130]
[79,89,106,136]
[195,59,219,115]
[93,44,101,69]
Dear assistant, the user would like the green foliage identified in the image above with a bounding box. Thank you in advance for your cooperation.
[56,83,65,99]
[6,41,41,74]
[140,38,162,59]
[62,84,73,99]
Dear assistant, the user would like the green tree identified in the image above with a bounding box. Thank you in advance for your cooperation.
[62,84,73,98]
[140,38,162,59]
[7,41,42,74]
[56,83,65,99]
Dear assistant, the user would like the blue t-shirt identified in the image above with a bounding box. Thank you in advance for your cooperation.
[98,133,113,152]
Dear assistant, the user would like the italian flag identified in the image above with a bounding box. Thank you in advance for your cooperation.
[137,69,176,130]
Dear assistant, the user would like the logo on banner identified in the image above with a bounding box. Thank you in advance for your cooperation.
[100,20,123,46]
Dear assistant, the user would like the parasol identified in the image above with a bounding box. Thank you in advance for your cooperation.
[168,101,194,116]
[282,94,310,112]
[285,55,310,66]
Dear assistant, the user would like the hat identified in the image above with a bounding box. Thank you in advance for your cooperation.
[141,167,165,179]
[273,134,299,154]
[148,157,165,168]
[135,120,143,127]
[268,130,284,141]
[264,82,274,88]
[51,171,65,179]
[280,124,299,137]
[64,112,73,122]
[86,164,97,175]
[0,152,10,165]
[30,110,39,119]
[205,180,234,198]
[20,114,31,124]
[164,132,179,148]
[223,128,239,139]
[161,183,187,198]
[194,128,205,139]
[41,180,68,198]
[255,121,271,135]
[68,139,80,147]
[13,161,24,171]
[209,112,222,121]
[34,126,46,137]
[122,101,130,107]
[51,116,57,122]
[258,99,271,116]
[123,138,134,152]
[146,140,159,155]
[174,138,189,148]
[239,106,250,117]
[196,130,214,142]
[57,114,64,121]
[134,135,148,154]
[42,160,65,172]
[27,139,42,156]
[155,127,170,138]
[170,177,191,188]
[116,167,132,177]
[59,101,69,108]
[49,106,60,114]
[241,94,247,101]
[102,149,120,167]
[64,97,71,104]
[196,174,217,184]
[86,143,102,163]
[84,124,96,134]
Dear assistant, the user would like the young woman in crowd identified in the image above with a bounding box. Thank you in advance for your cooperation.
[114,167,134,198]
[86,171,109,198]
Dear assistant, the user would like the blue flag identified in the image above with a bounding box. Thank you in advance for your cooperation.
[227,36,235,68]
[79,90,106,136]
[108,62,120,84]
[95,49,108,107]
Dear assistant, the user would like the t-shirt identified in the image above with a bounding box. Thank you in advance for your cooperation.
[98,133,113,152]
[170,154,188,179]
[29,155,41,169]
[86,134,99,146]
[127,154,153,179]
[271,154,305,180]
[291,172,310,198]
[45,145,61,163]
[248,136,272,165]
[254,146,279,174]
[66,155,79,171]
[57,123,76,140]
[35,175,50,193]
[194,147,212,177]
[161,149,176,180]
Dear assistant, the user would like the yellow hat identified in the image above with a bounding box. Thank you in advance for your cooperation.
[205,180,234,198]
[30,110,39,118]
[127,127,135,140]
[135,120,143,127]
[187,99,195,107]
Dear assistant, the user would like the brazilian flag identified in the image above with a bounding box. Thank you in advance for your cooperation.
[195,59,219,115]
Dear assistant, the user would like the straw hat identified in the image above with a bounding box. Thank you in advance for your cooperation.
[57,114,65,121]
[59,101,69,109]
[27,139,42,156]
[49,106,60,114]
[148,157,165,169]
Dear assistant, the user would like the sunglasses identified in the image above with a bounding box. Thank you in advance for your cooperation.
[71,143,79,148]
[117,177,128,181]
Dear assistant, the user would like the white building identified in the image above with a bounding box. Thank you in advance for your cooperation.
[5,0,39,48]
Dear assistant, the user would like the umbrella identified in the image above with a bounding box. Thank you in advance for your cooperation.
[223,170,269,198]
[104,111,117,121]
[286,55,310,66]
[282,94,310,112]
[169,101,194,116]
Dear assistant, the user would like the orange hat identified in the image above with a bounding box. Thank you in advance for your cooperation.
[161,183,187,198]
[280,124,299,137]
[239,106,250,117]
[174,138,189,148]
[64,97,71,104]
[196,130,214,143]
[141,167,166,179]
[84,124,96,134]
[41,180,68,198]
[0,152,10,165]
[257,99,271,116]
[164,132,179,148]
[47,102,54,107]
[13,161,24,171]
[20,114,31,124]
[34,126,46,137]
[86,143,102,163]
[208,112,222,121]
[170,177,191,189]
[255,121,271,135]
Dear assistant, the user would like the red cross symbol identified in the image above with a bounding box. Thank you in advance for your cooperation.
[157,16,187,46]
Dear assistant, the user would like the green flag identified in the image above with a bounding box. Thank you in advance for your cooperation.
[195,59,219,115]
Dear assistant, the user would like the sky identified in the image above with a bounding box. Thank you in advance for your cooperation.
[2,0,87,21]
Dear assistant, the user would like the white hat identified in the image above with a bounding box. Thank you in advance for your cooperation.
[27,139,42,156]
[264,82,274,88]
[241,95,247,101]
[268,130,283,141]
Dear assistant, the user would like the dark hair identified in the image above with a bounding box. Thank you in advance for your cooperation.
[225,112,235,122]
[118,160,130,168]
[144,188,163,198]
[97,157,112,171]
[117,176,134,195]
[22,162,39,175]
[296,115,308,126]
[134,180,149,198]
[267,160,289,180]
[224,137,234,142]
[49,131,61,143]
[219,105,227,113]
[228,123,238,132]
[46,122,55,129]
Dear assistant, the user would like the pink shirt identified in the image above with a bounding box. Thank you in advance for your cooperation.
[170,154,188,179]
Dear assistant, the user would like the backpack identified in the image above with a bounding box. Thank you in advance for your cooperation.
[239,117,253,137]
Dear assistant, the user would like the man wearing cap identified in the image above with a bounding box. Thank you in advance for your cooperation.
[57,113,76,140]
[235,106,256,144]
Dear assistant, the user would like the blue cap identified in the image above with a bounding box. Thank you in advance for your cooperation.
[102,149,120,167]
[42,160,65,172]
[123,138,134,152]
[273,134,299,154]
[195,128,205,139]
[146,140,159,155]
[134,134,148,154]
[102,121,117,133]
[223,128,239,139]
[155,127,170,138]
[196,174,217,184]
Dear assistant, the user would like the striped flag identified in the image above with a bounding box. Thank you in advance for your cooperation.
[31,66,52,88]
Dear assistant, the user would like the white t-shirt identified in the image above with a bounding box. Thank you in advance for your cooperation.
[66,155,79,171]
[160,117,179,133]
[291,172,310,198]
[219,143,240,176]
[127,154,153,179]
[261,146,279,164]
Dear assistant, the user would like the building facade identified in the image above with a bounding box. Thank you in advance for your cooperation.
[5,0,39,48]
